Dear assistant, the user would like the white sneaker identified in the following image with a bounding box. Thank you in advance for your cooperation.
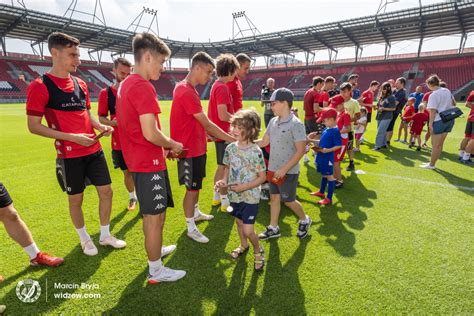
[0,305,5,314]
[161,245,176,258]
[194,212,214,222]
[81,239,98,256]
[220,198,230,212]
[148,266,186,284]
[187,229,209,243]
[99,235,127,249]
[420,163,435,169]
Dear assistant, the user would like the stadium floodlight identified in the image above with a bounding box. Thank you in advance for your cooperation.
[232,11,261,39]
[128,6,160,36]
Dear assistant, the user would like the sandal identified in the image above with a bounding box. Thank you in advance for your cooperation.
[231,245,249,259]
[254,247,265,271]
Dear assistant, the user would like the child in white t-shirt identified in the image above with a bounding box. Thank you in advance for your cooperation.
[354,107,368,152]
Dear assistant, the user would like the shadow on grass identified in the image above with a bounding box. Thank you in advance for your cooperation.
[1,208,139,313]
[434,168,474,196]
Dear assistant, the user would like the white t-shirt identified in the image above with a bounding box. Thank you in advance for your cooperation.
[427,87,455,122]
[355,116,367,134]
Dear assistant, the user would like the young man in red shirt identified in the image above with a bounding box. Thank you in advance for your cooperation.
[320,76,336,106]
[359,80,380,124]
[208,54,240,211]
[26,32,125,257]
[171,52,235,243]
[459,90,474,164]
[303,76,324,163]
[98,57,137,211]
[116,32,186,283]
[227,53,251,113]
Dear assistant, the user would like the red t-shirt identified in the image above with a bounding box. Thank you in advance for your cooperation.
[227,77,243,112]
[208,80,234,141]
[466,90,474,122]
[116,74,166,173]
[26,73,101,159]
[411,112,429,133]
[402,104,415,122]
[170,81,207,158]
[98,86,121,150]
[336,110,351,138]
[319,90,330,105]
[303,88,316,120]
[422,91,432,103]
[361,89,374,113]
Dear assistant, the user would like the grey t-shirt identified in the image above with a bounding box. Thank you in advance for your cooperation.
[376,94,396,121]
[264,114,306,174]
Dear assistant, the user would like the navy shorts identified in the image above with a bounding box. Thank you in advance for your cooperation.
[316,160,334,176]
[433,119,455,135]
[229,202,259,224]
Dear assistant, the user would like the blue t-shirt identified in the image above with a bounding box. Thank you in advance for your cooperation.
[316,127,342,164]
[408,92,424,111]
[352,88,361,100]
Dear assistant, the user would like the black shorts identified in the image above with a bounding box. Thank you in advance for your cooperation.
[215,142,229,166]
[465,121,474,138]
[304,119,325,135]
[178,154,207,190]
[112,150,128,171]
[229,202,259,224]
[0,182,13,208]
[347,132,354,150]
[367,112,372,123]
[387,110,401,132]
[132,170,174,215]
[56,150,112,195]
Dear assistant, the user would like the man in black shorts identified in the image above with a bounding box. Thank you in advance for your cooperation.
[98,57,138,211]
[303,76,325,163]
[26,32,126,256]
[386,77,407,145]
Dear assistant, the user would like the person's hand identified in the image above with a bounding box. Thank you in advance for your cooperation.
[170,140,183,155]
[274,168,286,179]
[307,132,318,140]
[98,124,114,136]
[214,179,227,191]
[111,118,118,127]
[229,183,247,193]
[69,134,97,147]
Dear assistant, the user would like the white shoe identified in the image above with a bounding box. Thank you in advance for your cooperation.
[194,212,214,222]
[220,199,230,212]
[420,163,435,169]
[81,239,98,256]
[0,305,5,314]
[99,235,127,249]
[187,229,209,243]
[161,245,176,258]
[148,266,186,284]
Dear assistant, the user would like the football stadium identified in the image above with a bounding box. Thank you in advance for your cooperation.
[0,0,473,314]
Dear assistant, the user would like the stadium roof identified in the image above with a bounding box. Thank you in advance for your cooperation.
[0,1,473,60]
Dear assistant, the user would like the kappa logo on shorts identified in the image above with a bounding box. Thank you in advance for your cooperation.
[155,203,165,209]
[152,184,161,191]
[184,169,190,174]
[153,194,164,201]
[151,174,162,181]
[184,162,190,167]
[185,175,190,181]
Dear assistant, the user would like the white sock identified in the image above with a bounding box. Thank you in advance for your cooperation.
[194,203,201,217]
[186,217,197,232]
[76,226,91,243]
[459,150,465,157]
[24,243,40,260]
[220,194,229,204]
[300,215,309,224]
[213,191,220,201]
[463,152,471,160]
[99,224,110,241]
[268,225,279,232]
[129,191,137,199]
[148,259,163,276]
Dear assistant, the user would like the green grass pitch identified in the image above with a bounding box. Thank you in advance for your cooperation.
[0,100,472,314]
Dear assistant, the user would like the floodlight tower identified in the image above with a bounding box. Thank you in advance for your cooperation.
[63,0,107,26]
[232,11,261,39]
[128,7,160,36]
[375,0,399,60]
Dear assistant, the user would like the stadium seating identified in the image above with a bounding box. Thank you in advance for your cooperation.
[0,53,473,101]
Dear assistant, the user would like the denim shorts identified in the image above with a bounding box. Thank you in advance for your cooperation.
[433,119,455,135]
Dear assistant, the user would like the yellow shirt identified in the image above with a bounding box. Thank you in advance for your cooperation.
[344,98,361,128]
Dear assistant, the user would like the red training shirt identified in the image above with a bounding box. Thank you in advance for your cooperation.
[336,110,351,139]
[116,74,166,173]
[227,77,243,112]
[467,90,474,122]
[402,104,415,122]
[208,80,234,141]
[98,86,121,150]
[361,89,374,113]
[170,81,207,158]
[303,88,317,120]
[26,73,101,159]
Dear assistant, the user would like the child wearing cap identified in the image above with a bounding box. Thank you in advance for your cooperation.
[333,96,352,189]
[257,88,312,240]
[396,97,416,143]
[309,108,342,205]
[409,104,429,151]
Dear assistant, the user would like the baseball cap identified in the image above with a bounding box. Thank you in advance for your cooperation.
[270,88,294,104]
[317,107,338,123]
[329,95,345,108]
